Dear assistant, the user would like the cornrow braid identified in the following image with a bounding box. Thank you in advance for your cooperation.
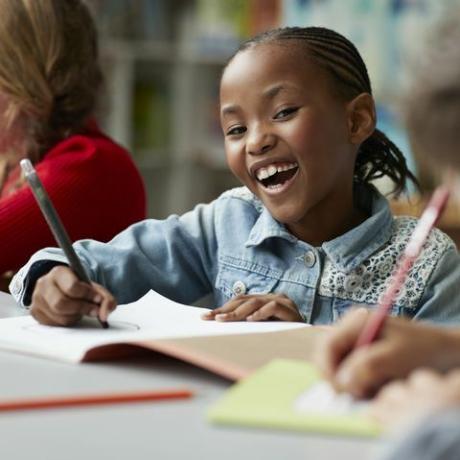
[229,26,418,197]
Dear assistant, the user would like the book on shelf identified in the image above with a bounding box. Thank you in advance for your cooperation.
[132,79,171,160]
[90,0,173,41]
[0,290,325,381]
[191,0,250,56]
[188,0,281,57]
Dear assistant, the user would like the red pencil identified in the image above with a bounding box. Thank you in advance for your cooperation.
[354,186,450,348]
[0,388,193,412]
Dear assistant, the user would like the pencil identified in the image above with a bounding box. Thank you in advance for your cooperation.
[20,159,109,329]
[0,389,194,413]
[354,185,450,348]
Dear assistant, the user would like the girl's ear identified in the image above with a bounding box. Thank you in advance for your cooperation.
[346,93,376,145]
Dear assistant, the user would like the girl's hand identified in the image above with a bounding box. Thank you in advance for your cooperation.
[314,308,460,398]
[202,293,303,322]
[30,265,117,327]
[369,369,460,429]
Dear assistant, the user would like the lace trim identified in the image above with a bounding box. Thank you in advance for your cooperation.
[318,217,454,310]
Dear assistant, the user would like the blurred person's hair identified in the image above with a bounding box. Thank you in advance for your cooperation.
[0,0,102,166]
[404,8,460,172]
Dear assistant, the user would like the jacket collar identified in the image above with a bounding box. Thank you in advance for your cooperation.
[321,189,393,273]
[245,186,393,273]
[245,206,298,246]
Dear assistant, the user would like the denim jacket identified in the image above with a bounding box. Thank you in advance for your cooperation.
[10,186,460,325]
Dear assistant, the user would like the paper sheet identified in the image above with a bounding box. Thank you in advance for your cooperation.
[294,381,368,416]
[0,290,308,362]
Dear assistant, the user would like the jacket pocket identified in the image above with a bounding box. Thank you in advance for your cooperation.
[215,255,280,301]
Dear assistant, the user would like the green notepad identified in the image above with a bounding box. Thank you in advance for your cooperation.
[208,359,381,438]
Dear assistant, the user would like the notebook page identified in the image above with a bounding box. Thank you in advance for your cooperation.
[294,381,368,416]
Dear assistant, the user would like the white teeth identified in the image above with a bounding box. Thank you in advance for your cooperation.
[255,162,298,181]
[258,169,270,180]
[268,165,277,177]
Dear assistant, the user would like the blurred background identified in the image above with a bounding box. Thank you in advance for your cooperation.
[87,0,459,230]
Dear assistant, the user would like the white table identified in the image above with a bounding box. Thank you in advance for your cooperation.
[0,292,382,460]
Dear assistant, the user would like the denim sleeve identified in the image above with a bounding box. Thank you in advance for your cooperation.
[413,246,460,324]
[378,409,460,460]
[10,202,219,306]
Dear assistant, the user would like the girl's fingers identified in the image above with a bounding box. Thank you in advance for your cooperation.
[37,278,94,316]
[446,369,460,385]
[373,380,408,405]
[408,368,442,386]
[31,294,83,327]
[49,266,100,303]
[202,294,301,322]
[31,270,117,327]
[247,299,301,321]
[246,300,278,321]
[367,371,446,427]
[315,308,370,381]
[201,296,247,319]
[91,283,117,322]
[333,339,404,398]
[366,380,408,426]
[30,302,60,326]
[215,298,263,321]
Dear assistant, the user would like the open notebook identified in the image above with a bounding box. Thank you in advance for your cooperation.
[208,359,381,437]
[0,291,324,381]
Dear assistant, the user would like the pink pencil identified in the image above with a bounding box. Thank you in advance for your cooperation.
[354,186,450,348]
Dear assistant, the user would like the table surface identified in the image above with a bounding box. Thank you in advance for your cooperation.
[0,291,381,460]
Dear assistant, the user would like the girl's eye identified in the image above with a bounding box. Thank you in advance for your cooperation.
[274,107,298,120]
[226,126,246,136]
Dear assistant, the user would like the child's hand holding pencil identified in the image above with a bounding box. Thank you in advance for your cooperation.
[315,308,460,398]
[21,159,117,328]
[31,265,117,327]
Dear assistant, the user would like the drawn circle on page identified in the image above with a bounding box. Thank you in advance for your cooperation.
[23,320,140,335]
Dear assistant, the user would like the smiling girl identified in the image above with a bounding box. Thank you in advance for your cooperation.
[10,27,460,328]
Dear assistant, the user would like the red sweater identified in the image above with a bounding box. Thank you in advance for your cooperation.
[0,123,146,274]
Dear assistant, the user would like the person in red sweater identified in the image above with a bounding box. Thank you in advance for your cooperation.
[0,0,146,289]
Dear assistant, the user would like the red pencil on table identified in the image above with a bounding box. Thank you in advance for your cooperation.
[354,185,450,348]
[0,388,193,413]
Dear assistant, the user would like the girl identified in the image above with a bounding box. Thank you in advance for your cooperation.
[9,27,460,328]
[0,0,146,288]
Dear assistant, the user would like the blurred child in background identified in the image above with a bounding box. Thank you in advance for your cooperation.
[0,0,146,290]
[316,10,460,460]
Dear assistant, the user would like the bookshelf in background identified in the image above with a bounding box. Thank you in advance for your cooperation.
[88,0,280,219]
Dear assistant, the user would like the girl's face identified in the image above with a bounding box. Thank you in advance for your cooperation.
[220,44,370,238]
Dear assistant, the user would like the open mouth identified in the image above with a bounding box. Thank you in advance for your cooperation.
[255,162,299,190]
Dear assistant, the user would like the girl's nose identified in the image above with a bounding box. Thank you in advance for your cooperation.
[246,130,276,155]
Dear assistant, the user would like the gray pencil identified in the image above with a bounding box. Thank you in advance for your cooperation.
[20,159,109,329]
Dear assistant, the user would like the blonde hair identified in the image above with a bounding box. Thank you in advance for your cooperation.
[0,0,102,190]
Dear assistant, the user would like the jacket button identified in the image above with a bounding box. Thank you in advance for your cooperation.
[232,280,247,296]
[303,250,316,268]
[344,274,362,292]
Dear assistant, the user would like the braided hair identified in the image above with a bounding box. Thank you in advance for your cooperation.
[227,26,418,196]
